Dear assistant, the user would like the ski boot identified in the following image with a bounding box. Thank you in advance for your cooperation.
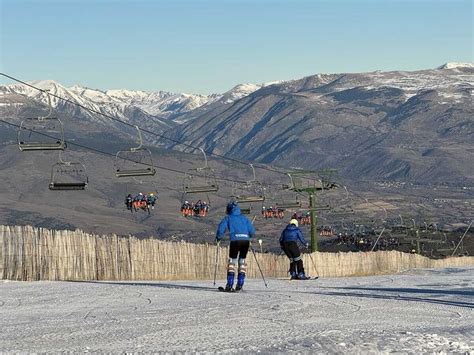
[297,272,310,280]
[235,272,245,291]
[290,271,298,280]
[224,261,236,292]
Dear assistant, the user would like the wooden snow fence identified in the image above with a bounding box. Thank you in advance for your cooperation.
[1,225,473,281]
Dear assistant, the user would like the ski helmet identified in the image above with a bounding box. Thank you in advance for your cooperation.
[290,219,299,227]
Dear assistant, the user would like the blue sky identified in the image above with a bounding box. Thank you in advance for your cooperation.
[1,0,472,94]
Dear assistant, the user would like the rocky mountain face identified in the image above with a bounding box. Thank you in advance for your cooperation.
[162,64,473,184]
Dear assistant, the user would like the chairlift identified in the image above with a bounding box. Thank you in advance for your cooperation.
[273,174,303,209]
[180,149,217,218]
[124,181,159,215]
[240,207,252,215]
[286,170,338,192]
[231,164,265,216]
[329,206,355,215]
[231,164,265,203]
[183,148,219,194]
[49,151,88,190]
[307,205,331,212]
[326,184,354,215]
[115,126,156,177]
[260,176,303,220]
[18,91,66,151]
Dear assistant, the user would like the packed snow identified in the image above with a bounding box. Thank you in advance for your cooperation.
[1,267,473,353]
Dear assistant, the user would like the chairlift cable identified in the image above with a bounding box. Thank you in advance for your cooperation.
[0,118,249,185]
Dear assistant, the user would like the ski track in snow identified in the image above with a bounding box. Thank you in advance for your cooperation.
[1,267,473,353]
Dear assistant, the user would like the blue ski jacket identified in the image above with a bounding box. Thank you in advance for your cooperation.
[279,224,308,246]
[216,205,256,242]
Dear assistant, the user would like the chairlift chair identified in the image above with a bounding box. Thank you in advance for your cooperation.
[183,149,219,194]
[115,126,156,178]
[307,205,331,212]
[231,164,265,204]
[49,152,88,190]
[329,206,355,215]
[18,91,66,151]
[240,207,252,215]
[272,174,304,210]
[287,171,337,192]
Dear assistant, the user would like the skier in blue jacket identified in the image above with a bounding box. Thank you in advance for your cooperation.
[216,201,256,292]
[280,219,310,280]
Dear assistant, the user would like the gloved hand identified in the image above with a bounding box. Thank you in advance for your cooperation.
[215,238,220,244]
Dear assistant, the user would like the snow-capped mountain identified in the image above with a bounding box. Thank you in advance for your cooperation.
[213,81,284,105]
[0,80,171,129]
[103,89,211,119]
[0,79,268,126]
[438,62,474,69]
[263,63,473,101]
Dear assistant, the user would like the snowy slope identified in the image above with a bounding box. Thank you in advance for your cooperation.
[105,88,211,119]
[438,62,474,69]
[0,80,174,130]
[1,267,473,353]
[213,82,282,104]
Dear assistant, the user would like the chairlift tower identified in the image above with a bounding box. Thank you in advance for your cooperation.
[286,169,337,252]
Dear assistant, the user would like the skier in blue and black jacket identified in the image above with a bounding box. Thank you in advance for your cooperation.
[216,201,256,291]
[280,219,310,280]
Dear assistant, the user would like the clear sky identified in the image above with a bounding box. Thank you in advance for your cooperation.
[0,0,472,94]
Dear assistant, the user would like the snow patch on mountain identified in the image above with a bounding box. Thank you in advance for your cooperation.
[0,80,174,130]
[214,81,284,104]
[218,83,263,104]
[438,62,474,69]
[291,65,474,100]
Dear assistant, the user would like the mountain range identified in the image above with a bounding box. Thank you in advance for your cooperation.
[164,63,473,184]
[1,63,473,185]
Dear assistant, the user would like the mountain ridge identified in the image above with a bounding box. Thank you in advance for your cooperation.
[161,64,473,184]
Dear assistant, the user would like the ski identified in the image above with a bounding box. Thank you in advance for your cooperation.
[218,286,235,293]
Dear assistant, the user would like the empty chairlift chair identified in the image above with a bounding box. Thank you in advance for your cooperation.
[115,126,156,178]
[17,91,66,151]
[231,164,265,215]
[275,176,304,209]
[49,152,88,190]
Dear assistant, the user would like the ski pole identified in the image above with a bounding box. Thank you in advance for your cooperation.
[306,250,320,279]
[213,241,220,286]
[250,243,268,288]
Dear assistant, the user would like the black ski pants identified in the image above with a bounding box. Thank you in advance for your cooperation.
[280,240,305,274]
[229,240,250,259]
